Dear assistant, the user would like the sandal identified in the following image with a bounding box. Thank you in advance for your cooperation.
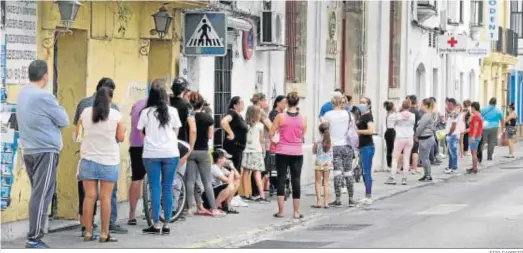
[293,214,304,219]
[127,219,137,225]
[195,209,213,216]
[83,234,98,242]
[273,213,284,218]
[99,234,117,243]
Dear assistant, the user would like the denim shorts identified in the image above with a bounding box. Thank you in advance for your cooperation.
[468,137,481,151]
[78,159,119,182]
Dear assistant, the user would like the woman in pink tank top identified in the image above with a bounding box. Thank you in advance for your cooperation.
[270,92,307,219]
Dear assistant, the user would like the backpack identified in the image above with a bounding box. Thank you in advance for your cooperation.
[346,111,359,149]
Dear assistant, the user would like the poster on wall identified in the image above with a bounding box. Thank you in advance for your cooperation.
[1,0,37,210]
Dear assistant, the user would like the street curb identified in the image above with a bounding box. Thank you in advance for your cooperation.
[182,157,523,248]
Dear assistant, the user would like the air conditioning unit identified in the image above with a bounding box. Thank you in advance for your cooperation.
[260,11,284,46]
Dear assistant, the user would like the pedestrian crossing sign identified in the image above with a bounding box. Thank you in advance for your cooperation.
[183,12,227,56]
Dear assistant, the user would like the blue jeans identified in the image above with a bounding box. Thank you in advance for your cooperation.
[143,157,179,223]
[446,135,458,170]
[110,183,117,225]
[360,145,375,196]
[429,136,439,163]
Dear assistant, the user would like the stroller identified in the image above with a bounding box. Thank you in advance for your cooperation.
[267,153,291,200]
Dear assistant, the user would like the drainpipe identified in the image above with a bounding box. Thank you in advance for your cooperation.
[314,0,322,142]
[359,1,366,97]
[404,1,409,97]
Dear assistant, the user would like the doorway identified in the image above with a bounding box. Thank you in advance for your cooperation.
[54,30,88,219]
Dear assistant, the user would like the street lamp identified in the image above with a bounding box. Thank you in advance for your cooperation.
[152,5,173,39]
[56,0,82,29]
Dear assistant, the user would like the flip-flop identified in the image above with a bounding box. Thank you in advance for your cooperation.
[293,214,304,219]
[310,205,322,209]
[273,213,284,218]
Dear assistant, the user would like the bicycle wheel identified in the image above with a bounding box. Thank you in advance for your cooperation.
[142,172,186,227]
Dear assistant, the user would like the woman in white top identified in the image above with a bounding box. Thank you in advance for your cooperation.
[137,80,182,235]
[76,86,125,243]
[322,95,356,207]
[385,99,416,185]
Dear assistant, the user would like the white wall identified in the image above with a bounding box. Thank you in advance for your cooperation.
[193,1,286,113]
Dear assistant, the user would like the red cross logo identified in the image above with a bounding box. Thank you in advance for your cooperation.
[447,37,458,47]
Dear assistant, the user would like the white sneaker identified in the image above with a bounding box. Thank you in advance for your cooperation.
[444,168,453,174]
[360,197,373,205]
[231,196,248,207]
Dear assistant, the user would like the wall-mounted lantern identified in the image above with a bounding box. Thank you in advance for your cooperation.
[152,5,173,39]
[56,0,82,29]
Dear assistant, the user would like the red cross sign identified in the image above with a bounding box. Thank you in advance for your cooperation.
[447,37,458,47]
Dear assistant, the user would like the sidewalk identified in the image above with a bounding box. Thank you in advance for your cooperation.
[2,144,523,248]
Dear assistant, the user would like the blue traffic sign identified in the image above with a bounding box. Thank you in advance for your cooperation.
[183,12,227,56]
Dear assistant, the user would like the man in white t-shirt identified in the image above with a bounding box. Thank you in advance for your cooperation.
[201,150,241,214]
[444,98,460,174]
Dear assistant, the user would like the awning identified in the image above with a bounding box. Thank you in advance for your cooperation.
[227,17,252,31]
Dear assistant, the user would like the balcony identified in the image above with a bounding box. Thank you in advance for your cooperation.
[417,0,437,23]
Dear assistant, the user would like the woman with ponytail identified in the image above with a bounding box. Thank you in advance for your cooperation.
[415,98,437,181]
[383,101,396,172]
[76,84,125,243]
[137,79,182,235]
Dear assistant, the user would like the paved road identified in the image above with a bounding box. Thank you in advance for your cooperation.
[241,159,523,249]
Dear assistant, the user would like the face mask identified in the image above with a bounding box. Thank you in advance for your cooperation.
[358,104,368,113]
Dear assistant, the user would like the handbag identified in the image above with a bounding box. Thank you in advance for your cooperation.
[346,111,359,148]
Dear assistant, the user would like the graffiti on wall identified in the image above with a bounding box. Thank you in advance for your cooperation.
[1,0,38,210]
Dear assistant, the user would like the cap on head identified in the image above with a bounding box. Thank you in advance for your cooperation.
[172,77,189,96]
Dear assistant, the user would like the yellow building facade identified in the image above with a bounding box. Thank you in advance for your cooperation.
[2,0,207,223]
[480,0,518,107]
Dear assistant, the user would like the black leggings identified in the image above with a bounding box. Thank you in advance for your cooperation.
[275,154,303,199]
[463,133,469,152]
[384,128,396,168]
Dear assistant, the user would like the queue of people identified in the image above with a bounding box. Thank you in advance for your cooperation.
[15,59,518,248]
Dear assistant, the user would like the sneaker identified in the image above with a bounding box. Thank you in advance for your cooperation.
[360,197,373,205]
[384,177,396,185]
[418,176,432,182]
[109,224,128,234]
[329,200,342,207]
[231,196,248,207]
[504,154,515,158]
[26,240,50,248]
[444,168,453,174]
[142,225,161,234]
[348,199,358,207]
[241,196,254,202]
[401,178,407,185]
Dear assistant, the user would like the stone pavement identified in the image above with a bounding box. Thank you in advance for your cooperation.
[2,144,522,249]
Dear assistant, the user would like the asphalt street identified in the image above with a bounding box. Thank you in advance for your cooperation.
[241,159,523,249]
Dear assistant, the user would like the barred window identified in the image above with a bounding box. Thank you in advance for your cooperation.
[285,1,307,83]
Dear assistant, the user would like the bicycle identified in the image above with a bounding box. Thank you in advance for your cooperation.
[142,171,186,226]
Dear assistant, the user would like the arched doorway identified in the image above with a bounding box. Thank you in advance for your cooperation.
[469,70,476,100]
[415,63,426,98]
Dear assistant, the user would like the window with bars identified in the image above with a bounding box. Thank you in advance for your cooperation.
[285,1,307,83]
[388,0,402,88]
[213,47,233,149]
[511,0,523,37]
[470,0,484,26]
